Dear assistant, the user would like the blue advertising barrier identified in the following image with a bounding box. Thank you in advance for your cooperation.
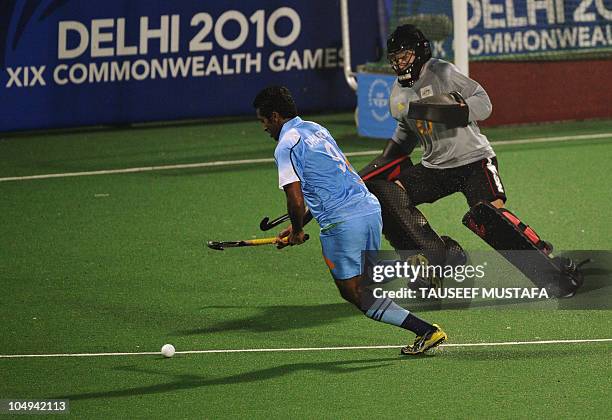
[0,0,380,132]
[467,0,612,60]
[356,72,396,139]
[384,0,612,62]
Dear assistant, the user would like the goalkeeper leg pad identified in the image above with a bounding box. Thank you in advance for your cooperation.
[463,201,580,296]
[441,235,468,267]
[358,141,414,182]
[367,180,447,265]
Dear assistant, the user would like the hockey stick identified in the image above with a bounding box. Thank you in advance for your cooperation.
[259,214,290,231]
[207,234,309,251]
[259,155,409,231]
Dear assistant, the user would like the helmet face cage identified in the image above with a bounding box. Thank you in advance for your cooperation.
[387,49,415,72]
[386,25,431,87]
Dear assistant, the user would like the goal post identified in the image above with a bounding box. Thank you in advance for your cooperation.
[341,0,469,84]
[452,0,469,75]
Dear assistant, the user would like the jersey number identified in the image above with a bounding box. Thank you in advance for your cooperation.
[325,142,348,173]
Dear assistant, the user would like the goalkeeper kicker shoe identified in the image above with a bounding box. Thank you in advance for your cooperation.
[556,257,590,298]
[401,324,447,355]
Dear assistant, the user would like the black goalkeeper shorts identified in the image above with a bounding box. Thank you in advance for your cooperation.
[397,157,507,207]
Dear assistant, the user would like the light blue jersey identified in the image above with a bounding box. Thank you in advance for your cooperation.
[274,117,380,227]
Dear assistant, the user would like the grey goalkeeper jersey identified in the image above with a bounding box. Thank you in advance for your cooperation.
[390,58,495,169]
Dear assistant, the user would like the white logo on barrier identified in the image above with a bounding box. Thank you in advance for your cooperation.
[6,8,345,89]
[368,79,390,122]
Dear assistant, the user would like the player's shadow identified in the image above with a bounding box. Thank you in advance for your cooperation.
[173,303,359,336]
[53,357,397,401]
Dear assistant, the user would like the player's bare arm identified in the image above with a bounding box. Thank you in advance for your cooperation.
[278,181,306,248]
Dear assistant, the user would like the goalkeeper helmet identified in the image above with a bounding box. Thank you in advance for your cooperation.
[387,25,431,87]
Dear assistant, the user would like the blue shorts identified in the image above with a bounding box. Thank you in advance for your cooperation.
[320,211,382,280]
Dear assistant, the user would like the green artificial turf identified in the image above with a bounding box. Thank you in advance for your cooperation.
[1,117,611,418]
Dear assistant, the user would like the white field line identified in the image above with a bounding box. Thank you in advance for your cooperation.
[0,338,610,359]
[1,132,611,183]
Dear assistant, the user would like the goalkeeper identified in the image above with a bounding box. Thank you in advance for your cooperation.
[361,24,586,297]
